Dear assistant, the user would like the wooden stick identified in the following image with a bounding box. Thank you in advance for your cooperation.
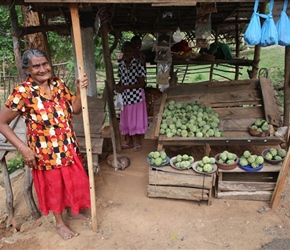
[270,146,290,209]
[70,4,98,231]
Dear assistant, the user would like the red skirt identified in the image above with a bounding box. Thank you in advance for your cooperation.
[32,149,91,215]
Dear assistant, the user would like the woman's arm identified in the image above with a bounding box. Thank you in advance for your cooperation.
[0,107,38,167]
[116,76,145,93]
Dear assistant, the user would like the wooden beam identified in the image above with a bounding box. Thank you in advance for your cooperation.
[70,3,98,232]
[24,0,268,3]
[270,146,290,209]
[99,20,122,152]
[284,46,290,128]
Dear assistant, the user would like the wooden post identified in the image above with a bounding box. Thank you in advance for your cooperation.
[283,46,290,128]
[270,146,290,209]
[1,156,14,227]
[99,20,122,152]
[70,4,98,231]
[251,3,266,79]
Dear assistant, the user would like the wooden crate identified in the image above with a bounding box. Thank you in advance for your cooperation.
[217,163,282,201]
[147,165,216,205]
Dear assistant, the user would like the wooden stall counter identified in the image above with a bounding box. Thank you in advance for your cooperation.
[217,162,282,201]
[145,77,284,154]
[147,165,216,205]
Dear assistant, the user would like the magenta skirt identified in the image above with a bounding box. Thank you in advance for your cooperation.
[120,89,148,136]
[32,149,91,215]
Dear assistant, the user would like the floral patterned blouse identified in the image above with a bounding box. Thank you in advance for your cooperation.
[5,77,80,171]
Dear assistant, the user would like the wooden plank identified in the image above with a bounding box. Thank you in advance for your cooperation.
[148,169,213,189]
[158,135,283,146]
[216,106,264,121]
[70,4,97,232]
[218,164,282,173]
[25,0,264,3]
[219,172,279,182]
[78,137,103,155]
[270,146,290,209]
[260,77,283,127]
[147,185,210,201]
[218,181,276,191]
[154,93,167,137]
[166,90,262,108]
[217,191,272,201]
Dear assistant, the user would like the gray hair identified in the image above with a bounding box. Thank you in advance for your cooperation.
[21,49,49,69]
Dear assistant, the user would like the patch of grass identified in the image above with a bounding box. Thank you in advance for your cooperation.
[0,152,24,174]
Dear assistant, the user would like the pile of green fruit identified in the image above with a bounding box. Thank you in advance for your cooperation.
[250,119,269,133]
[172,154,194,170]
[159,100,223,138]
[239,150,264,168]
[264,148,286,161]
[196,156,216,173]
[148,150,168,166]
[216,150,238,164]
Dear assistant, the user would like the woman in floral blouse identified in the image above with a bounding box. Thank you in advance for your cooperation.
[0,49,90,240]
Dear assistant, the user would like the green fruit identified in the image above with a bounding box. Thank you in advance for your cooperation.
[243,150,251,158]
[277,149,286,158]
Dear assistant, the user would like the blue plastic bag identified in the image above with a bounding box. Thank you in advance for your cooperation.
[276,0,290,46]
[244,0,261,46]
[259,0,278,47]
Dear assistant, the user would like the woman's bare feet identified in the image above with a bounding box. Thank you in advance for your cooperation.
[55,224,79,240]
[67,209,91,221]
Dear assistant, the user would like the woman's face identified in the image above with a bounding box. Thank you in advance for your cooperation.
[122,45,134,61]
[25,56,52,85]
[132,39,142,51]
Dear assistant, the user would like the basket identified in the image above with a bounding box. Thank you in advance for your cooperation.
[214,153,239,170]
[248,125,269,137]
[262,149,284,165]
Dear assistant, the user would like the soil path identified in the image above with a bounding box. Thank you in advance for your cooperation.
[0,139,290,250]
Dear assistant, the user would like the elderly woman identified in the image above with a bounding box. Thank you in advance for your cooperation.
[0,49,91,240]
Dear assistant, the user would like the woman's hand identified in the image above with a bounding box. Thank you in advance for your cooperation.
[76,73,89,90]
[19,144,40,169]
[115,84,126,93]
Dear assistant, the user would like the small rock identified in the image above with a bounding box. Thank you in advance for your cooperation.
[20,219,42,233]
[11,217,26,231]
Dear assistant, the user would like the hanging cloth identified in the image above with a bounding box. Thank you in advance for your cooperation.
[244,0,262,46]
[276,0,290,46]
[259,0,278,47]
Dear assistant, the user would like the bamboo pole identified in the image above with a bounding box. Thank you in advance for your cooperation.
[70,4,98,231]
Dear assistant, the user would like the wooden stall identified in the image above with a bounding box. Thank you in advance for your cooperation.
[145,77,285,202]
[146,77,283,153]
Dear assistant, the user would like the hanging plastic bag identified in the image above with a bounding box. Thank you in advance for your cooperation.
[276,0,290,46]
[244,0,261,46]
[114,93,124,111]
[259,0,278,47]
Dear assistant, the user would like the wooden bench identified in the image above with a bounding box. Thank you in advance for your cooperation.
[72,96,106,167]
[145,77,284,153]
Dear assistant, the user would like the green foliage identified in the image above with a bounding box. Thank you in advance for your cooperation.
[0,153,24,174]
[0,6,19,75]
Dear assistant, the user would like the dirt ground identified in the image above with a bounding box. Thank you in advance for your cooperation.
[1,139,290,250]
